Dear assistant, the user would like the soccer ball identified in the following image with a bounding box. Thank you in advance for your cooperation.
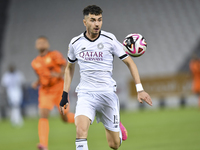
[123,33,147,57]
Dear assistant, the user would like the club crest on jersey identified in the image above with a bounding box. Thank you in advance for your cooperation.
[97,43,104,49]
[45,57,52,63]
[79,51,103,61]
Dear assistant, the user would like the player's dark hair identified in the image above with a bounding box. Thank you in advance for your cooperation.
[37,35,48,40]
[83,5,103,16]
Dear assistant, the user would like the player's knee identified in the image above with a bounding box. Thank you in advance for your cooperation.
[66,113,75,123]
[108,141,120,149]
[40,114,49,119]
[108,140,120,150]
[61,115,68,122]
[39,113,49,119]
[39,108,50,118]
[76,125,88,138]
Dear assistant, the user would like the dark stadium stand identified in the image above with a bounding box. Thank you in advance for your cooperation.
[0,0,10,77]
[0,0,10,120]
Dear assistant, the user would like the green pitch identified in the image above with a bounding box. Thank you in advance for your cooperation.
[0,107,200,150]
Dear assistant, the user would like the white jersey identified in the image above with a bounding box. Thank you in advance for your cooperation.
[1,71,25,105]
[68,30,128,92]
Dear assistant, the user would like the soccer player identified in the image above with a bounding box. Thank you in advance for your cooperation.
[60,5,152,150]
[189,54,200,107]
[31,36,75,150]
[1,64,25,127]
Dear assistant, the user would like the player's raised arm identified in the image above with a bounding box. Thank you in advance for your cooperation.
[123,56,153,106]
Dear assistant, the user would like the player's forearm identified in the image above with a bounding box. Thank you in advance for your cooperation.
[63,63,75,92]
[60,65,67,77]
[123,56,141,84]
[31,78,40,89]
[32,78,40,86]
[34,71,40,85]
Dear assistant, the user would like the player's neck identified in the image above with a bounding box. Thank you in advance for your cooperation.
[85,31,100,41]
[39,49,49,57]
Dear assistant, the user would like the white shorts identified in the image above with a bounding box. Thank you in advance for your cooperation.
[75,92,120,132]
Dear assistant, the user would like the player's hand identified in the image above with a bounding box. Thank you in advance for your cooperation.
[31,81,39,89]
[51,71,61,78]
[59,91,69,115]
[137,91,152,106]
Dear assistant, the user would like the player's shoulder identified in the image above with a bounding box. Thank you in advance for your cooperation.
[31,53,44,67]
[70,33,84,45]
[100,30,117,41]
[31,57,40,69]
[31,56,39,65]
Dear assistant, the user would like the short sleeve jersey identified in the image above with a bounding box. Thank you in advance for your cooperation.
[68,30,128,92]
[31,50,66,88]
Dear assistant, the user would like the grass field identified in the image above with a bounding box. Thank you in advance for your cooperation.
[0,107,200,150]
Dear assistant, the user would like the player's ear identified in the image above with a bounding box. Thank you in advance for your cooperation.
[83,19,86,27]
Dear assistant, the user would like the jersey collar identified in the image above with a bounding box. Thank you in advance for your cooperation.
[84,31,101,42]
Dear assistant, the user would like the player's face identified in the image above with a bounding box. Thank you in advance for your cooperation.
[83,14,102,36]
[35,38,50,52]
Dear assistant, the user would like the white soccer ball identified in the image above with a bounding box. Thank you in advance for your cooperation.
[123,33,147,57]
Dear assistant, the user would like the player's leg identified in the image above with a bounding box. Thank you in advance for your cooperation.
[56,96,74,123]
[60,111,75,123]
[37,90,54,150]
[13,106,23,126]
[95,92,127,149]
[75,115,91,150]
[9,99,17,126]
[119,122,128,141]
[37,108,50,150]
[14,97,23,126]
[105,129,121,149]
[54,82,75,123]
[10,106,16,126]
[75,92,96,150]
[105,123,128,150]
[9,97,23,126]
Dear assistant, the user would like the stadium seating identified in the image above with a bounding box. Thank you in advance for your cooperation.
[1,0,200,81]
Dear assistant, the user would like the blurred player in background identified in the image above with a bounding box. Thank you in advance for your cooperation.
[1,64,25,127]
[31,36,75,150]
[190,54,200,107]
[60,5,152,150]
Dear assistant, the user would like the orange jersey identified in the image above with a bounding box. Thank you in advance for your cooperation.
[31,50,66,91]
[189,59,200,93]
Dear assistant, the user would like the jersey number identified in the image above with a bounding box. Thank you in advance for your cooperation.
[114,115,119,124]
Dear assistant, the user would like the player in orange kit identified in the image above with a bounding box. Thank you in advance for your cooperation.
[189,54,200,107]
[31,36,75,150]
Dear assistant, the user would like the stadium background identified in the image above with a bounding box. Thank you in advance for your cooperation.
[0,0,200,149]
